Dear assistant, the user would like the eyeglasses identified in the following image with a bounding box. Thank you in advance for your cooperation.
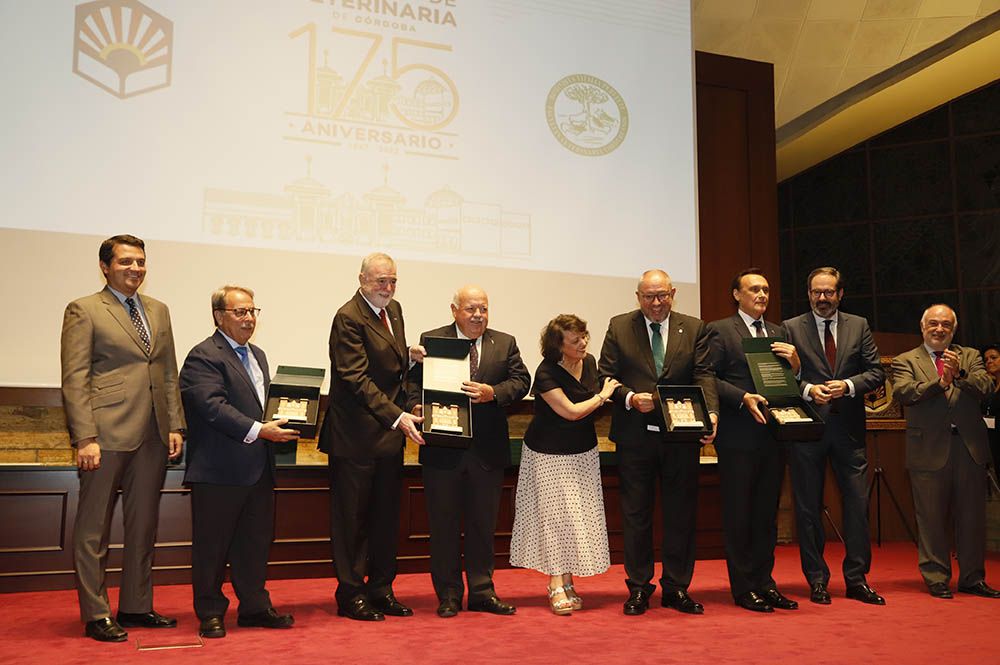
[809,289,838,298]
[217,307,261,318]
[638,292,673,303]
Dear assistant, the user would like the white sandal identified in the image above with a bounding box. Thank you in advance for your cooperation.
[547,586,573,615]
[564,583,584,611]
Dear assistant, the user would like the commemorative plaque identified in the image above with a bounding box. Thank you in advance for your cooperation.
[264,365,325,462]
[655,385,713,442]
[420,336,473,448]
[741,337,824,441]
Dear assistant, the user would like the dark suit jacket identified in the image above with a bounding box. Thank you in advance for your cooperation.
[61,286,185,450]
[781,310,884,446]
[705,313,784,451]
[407,324,531,470]
[318,291,410,459]
[179,330,274,486]
[891,344,993,471]
[598,310,719,446]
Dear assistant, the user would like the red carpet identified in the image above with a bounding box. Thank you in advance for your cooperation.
[1,543,998,665]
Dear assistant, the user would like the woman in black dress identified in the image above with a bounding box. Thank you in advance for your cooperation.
[509,314,619,615]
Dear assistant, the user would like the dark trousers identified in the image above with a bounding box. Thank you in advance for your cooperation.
[422,453,503,604]
[909,433,988,589]
[617,433,701,594]
[788,418,871,587]
[717,443,784,599]
[190,469,275,619]
[328,450,403,607]
[74,420,167,622]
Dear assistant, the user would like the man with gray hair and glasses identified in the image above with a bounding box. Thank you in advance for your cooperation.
[891,304,1000,600]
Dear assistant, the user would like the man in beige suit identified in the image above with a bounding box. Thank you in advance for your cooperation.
[891,304,999,600]
[61,235,186,642]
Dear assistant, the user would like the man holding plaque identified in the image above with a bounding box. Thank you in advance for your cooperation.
[781,267,885,606]
[705,268,801,613]
[408,285,530,618]
[598,269,718,615]
[892,304,1000,600]
[180,285,298,638]
[319,253,426,621]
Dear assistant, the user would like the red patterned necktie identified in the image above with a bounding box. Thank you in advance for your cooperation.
[824,319,836,371]
[469,340,479,379]
[379,308,392,335]
[934,351,944,377]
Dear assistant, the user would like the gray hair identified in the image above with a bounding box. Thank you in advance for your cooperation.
[920,303,958,328]
[211,285,255,326]
[360,252,395,276]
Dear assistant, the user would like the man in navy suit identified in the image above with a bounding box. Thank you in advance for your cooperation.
[706,268,801,613]
[408,285,530,618]
[180,285,298,638]
[782,267,885,605]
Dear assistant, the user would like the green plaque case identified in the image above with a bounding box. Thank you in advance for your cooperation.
[741,337,825,441]
[264,365,326,463]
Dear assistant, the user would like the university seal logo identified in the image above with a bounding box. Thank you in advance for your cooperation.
[73,0,173,99]
[545,74,628,156]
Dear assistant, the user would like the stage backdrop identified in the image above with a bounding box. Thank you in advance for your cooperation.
[0,0,700,387]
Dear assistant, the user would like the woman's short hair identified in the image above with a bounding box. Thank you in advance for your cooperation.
[540,314,588,362]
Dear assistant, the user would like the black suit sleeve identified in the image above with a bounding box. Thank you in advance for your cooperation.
[692,320,719,413]
[848,319,885,394]
[331,310,403,429]
[491,337,531,407]
[598,321,633,404]
[180,345,257,441]
[705,323,748,410]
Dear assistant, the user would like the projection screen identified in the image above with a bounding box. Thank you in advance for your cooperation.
[0,0,699,388]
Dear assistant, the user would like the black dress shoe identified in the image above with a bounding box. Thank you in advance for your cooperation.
[810,582,831,605]
[928,583,953,599]
[623,588,650,616]
[468,596,516,615]
[846,583,885,605]
[661,590,704,614]
[369,593,413,617]
[198,616,226,639]
[735,590,773,613]
[338,597,385,621]
[85,617,128,642]
[957,581,1000,598]
[436,598,460,618]
[759,588,798,610]
[237,607,295,629]
[116,610,177,628]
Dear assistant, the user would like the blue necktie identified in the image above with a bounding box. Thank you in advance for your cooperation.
[235,345,253,376]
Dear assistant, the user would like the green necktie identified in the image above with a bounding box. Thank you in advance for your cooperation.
[650,321,664,376]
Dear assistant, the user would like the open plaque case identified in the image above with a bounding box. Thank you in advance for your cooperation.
[420,336,473,448]
[264,365,325,462]
[655,385,713,442]
[741,337,825,441]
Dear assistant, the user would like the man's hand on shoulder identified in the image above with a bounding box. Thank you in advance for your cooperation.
[259,419,300,442]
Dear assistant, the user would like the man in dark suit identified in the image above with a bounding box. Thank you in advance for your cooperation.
[61,234,185,642]
[598,269,719,616]
[782,267,886,606]
[319,252,426,621]
[705,268,801,613]
[408,285,530,618]
[180,285,298,639]
[891,304,1000,599]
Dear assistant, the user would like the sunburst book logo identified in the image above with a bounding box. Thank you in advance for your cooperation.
[73,0,173,99]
